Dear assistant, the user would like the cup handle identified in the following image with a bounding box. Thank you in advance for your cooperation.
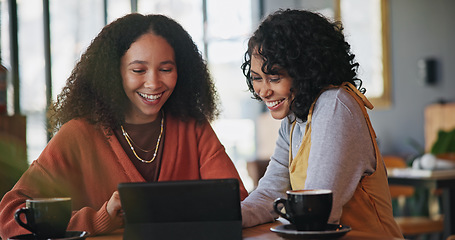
[14,208,34,233]
[273,198,289,220]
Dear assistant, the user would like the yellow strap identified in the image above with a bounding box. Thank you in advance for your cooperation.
[342,83,376,139]
[343,82,374,110]
[288,82,376,190]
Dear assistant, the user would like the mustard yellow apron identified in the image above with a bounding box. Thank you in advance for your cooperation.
[288,82,403,237]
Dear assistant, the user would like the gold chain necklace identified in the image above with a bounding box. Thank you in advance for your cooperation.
[122,127,153,152]
[121,111,164,163]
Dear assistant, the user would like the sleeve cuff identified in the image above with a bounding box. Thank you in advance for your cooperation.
[92,202,116,234]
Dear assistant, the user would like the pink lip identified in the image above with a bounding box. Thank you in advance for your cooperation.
[138,92,163,105]
[141,97,160,105]
[266,99,285,111]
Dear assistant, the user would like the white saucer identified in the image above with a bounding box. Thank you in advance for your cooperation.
[270,224,351,239]
[8,231,89,240]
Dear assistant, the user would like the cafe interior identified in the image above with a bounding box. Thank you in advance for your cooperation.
[0,0,454,239]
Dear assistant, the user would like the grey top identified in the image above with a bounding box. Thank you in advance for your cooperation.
[241,87,377,227]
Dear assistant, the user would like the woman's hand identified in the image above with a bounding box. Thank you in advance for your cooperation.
[106,191,124,228]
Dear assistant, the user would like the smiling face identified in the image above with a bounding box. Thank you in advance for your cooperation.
[250,53,294,120]
[121,32,177,124]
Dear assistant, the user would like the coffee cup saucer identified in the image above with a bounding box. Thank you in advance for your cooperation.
[270,224,351,239]
[8,231,89,240]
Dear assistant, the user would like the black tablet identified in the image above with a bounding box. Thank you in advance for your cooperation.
[118,178,242,240]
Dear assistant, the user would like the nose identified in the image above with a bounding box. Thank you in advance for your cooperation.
[144,71,162,89]
[256,83,272,99]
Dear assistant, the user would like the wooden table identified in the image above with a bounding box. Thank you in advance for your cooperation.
[87,218,401,240]
[388,170,455,239]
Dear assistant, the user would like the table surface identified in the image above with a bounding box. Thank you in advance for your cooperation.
[85,170,454,240]
[388,169,455,188]
[87,219,401,240]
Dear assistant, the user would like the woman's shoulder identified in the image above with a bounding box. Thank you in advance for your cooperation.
[44,119,105,155]
[312,86,366,128]
[319,87,357,105]
[56,119,103,139]
[60,118,95,131]
[316,87,362,114]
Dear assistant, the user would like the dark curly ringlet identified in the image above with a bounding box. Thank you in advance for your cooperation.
[241,9,362,121]
[49,13,219,134]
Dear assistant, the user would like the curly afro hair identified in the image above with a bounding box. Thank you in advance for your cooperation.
[241,9,363,121]
[49,13,219,134]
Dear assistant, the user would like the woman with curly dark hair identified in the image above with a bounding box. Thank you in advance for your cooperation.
[0,13,247,239]
[240,9,402,237]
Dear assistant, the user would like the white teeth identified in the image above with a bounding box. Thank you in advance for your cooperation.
[266,99,283,108]
[138,92,162,100]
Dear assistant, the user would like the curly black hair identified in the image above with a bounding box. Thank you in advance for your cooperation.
[241,9,363,121]
[49,13,219,133]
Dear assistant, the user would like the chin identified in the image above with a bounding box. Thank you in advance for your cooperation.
[270,112,286,120]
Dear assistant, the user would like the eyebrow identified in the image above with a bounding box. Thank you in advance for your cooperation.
[128,60,176,66]
[251,69,281,76]
[250,70,259,75]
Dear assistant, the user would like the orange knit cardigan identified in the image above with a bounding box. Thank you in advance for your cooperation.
[0,114,248,238]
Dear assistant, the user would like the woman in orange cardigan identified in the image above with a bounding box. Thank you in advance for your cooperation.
[0,13,247,239]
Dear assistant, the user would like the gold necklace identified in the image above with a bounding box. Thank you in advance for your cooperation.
[121,112,164,163]
[123,127,153,152]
